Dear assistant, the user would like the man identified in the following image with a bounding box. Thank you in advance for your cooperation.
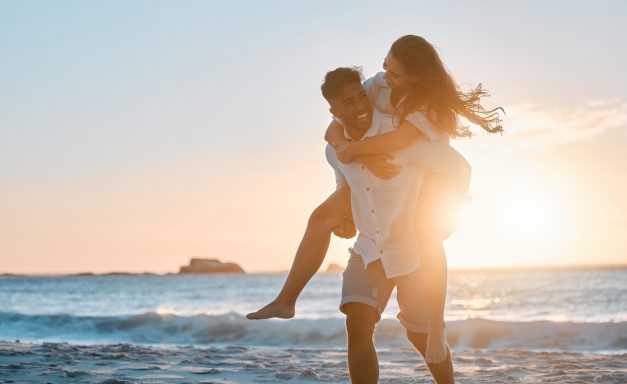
[321,67,458,384]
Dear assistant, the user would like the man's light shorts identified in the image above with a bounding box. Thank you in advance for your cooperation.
[340,250,430,334]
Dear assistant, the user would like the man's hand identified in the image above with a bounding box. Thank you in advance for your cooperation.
[333,214,356,239]
[355,154,401,180]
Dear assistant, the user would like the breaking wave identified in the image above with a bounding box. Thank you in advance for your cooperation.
[1,311,625,352]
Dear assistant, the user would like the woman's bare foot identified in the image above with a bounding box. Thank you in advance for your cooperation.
[246,299,295,320]
[425,325,448,364]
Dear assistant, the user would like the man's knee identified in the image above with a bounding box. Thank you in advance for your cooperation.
[344,303,378,345]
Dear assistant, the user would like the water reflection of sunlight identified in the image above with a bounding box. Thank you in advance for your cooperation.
[451,297,501,311]
[155,305,179,316]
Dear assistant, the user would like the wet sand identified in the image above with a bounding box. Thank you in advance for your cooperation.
[0,341,625,383]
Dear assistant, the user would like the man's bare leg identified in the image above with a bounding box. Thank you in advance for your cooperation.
[406,330,455,384]
[345,303,379,384]
[247,188,351,320]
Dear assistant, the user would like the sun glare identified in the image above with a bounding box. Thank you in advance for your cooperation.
[451,182,571,268]
[499,193,554,236]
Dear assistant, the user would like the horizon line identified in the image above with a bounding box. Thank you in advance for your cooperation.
[1,262,626,277]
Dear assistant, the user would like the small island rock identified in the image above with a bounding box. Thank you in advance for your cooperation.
[179,258,245,274]
[326,263,345,273]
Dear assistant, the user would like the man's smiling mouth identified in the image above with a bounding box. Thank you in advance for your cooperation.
[357,113,370,121]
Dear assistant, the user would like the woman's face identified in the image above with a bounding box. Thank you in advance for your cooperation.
[383,52,414,90]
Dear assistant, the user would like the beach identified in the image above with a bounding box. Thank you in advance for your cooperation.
[1,340,625,383]
[0,268,625,383]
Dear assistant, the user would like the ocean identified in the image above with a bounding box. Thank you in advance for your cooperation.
[1,266,625,353]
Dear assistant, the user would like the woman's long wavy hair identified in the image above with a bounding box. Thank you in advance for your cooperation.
[390,35,503,137]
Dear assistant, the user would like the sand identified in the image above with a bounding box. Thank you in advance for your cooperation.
[0,341,625,383]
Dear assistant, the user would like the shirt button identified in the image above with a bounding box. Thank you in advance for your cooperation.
[376,230,380,234]
[379,250,383,254]
[371,209,375,213]
[361,166,365,170]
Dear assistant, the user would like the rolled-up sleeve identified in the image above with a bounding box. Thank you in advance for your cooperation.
[409,139,471,196]
[404,111,442,142]
[402,113,471,196]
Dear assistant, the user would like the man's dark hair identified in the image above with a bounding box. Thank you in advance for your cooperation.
[321,66,364,102]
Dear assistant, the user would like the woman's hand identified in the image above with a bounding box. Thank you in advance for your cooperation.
[355,154,401,180]
[336,142,358,164]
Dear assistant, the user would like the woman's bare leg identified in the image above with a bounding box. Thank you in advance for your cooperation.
[246,188,352,320]
[417,237,448,364]
[415,174,450,363]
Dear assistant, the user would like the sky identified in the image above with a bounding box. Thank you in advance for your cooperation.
[1,0,626,274]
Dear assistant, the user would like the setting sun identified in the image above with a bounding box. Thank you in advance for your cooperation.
[446,165,573,269]
[496,190,561,238]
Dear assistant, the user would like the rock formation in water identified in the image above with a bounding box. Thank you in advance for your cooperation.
[178,258,245,274]
[325,263,345,273]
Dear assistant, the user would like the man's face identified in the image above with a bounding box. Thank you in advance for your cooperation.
[329,82,373,133]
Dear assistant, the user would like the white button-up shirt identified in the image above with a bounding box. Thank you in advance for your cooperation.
[326,108,470,278]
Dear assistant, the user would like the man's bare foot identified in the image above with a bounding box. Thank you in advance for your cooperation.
[246,299,295,320]
[425,325,448,364]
